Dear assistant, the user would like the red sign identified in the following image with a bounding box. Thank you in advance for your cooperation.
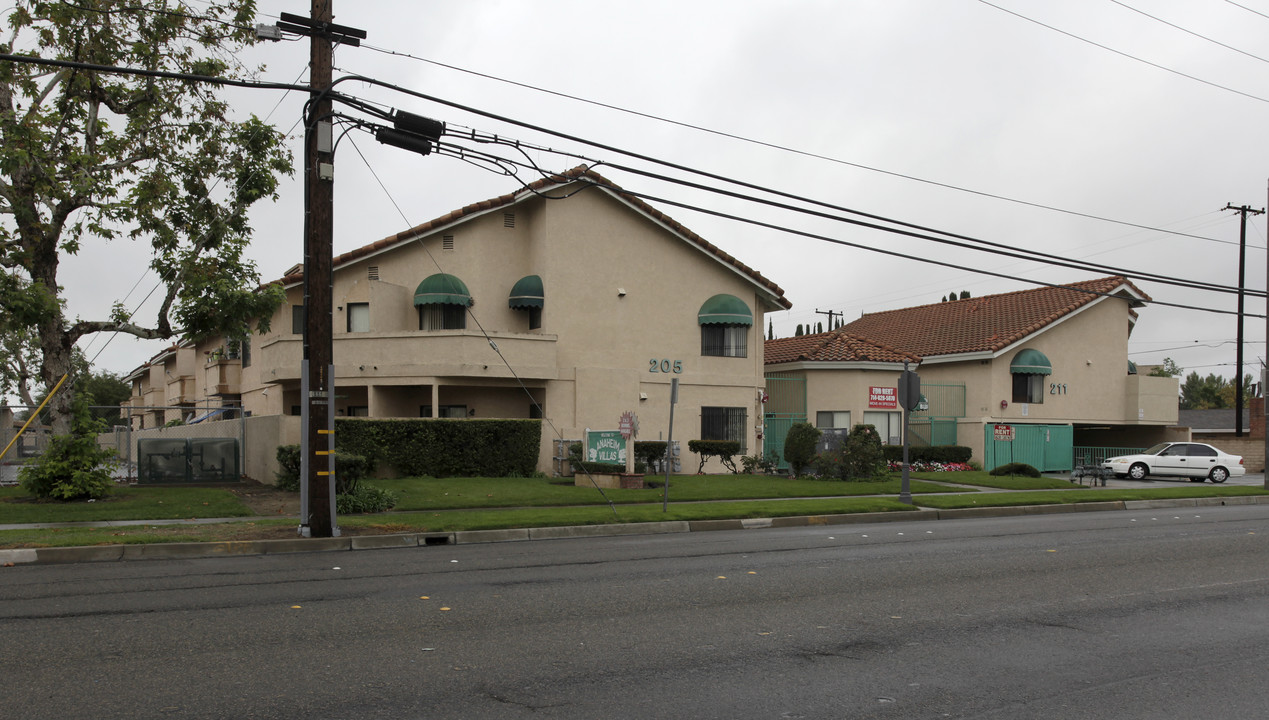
[619,411,637,440]
[868,386,898,409]
[994,424,1015,442]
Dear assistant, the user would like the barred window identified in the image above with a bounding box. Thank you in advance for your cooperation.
[701,406,747,452]
[701,325,747,357]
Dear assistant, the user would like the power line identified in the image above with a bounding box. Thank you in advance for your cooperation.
[1226,0,1269,22]
[574,176,1265,319]
[978,0,1269,105]
[347,50,1244,248]
[1109,0,1269,65]
[328,75,1266,302]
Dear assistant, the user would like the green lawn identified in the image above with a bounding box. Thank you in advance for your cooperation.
[375,473,966,511]
[0,485,253,524]
[914,485,1269,509]
[0,496,915,548]
[909,470,1080,490]
[2,471,1267,550]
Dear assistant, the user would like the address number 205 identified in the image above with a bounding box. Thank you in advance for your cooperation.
[649,359,683,374]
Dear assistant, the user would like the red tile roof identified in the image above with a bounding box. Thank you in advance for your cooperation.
[765,276,1148,364]
[765,331,921,364]
[272,165,791,309]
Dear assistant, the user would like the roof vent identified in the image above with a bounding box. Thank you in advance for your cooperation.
[442,235,455,251]
[503,212,515,228]
[368,266,379,281]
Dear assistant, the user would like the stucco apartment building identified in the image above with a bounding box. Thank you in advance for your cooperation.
[763,277,1181,471]
[123,166,790,478]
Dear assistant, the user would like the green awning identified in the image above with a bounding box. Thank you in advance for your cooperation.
[1010,348,1052,375]
[414,273,473,307]
[508,275,544,309]
[697,294,753,326]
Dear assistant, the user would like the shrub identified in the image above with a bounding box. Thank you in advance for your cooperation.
[687,440,741,473]
[782,423,821,476]
[841,424,886,480]
[275,445,369,494]
[634,441,671,473]
[334,419,541,477]
[335,484,398,514]
[574,461,647,475]
[740,451,780,474]
[989,462,1041,477]
[20,395,117,501]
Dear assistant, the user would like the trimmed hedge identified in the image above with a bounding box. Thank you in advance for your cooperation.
[275,445,369,494]
[881,445,972,464]
[334,418,542,477]
[687,440,741,474]
[989,462,1041,477]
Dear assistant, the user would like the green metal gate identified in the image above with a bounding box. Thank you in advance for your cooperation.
[983,424,1073,473]
[763,373,807,472]
[910,382,965,447]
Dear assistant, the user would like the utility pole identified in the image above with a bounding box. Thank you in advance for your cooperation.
[1223,203,1264,439]
[301,0,336,537]
[815,308,842,332]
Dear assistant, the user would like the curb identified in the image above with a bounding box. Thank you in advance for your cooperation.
[3,496,1268,566]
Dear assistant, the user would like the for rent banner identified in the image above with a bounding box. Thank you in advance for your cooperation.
[869,386,898,409]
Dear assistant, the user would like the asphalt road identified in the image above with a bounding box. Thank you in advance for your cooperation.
[4,505,1269,719]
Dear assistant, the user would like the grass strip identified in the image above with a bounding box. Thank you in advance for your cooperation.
[909,471,1079,490]
[377,474,964,511]
[0,497,913,548]
[0,485,253,523]
[915,485,1269,509]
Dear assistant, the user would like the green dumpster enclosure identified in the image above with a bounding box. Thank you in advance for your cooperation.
[137,438,240,484]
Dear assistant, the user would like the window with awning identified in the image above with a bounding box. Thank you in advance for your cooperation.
[415,274,471,330]
[1010,349,1051,403]
[508,275,544,309]
[698,294,752,358]
[509,275,544,330]
[413,273,473,307]
[1009,348,1052,375]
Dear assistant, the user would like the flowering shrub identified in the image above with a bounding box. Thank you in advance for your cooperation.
[888,460,975,473]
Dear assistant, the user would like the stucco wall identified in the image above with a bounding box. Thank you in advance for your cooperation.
[159,181,781,476]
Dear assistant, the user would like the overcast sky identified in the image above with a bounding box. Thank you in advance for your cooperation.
[50,0,1269,398]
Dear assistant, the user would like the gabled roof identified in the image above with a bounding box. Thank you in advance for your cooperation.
[830,276,1149,359]
[272,165,790,309]
[764,276,1149,366]
[764,331,920,365]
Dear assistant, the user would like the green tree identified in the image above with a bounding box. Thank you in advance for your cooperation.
[1217,373,1259,408]
[0,1,292,433]
[782,422,821,476]
[1180,372,1230,410]
[1147,357,1182,378]
[959,290,970,300]
[795,324,804,336]
[0,321,40,405]
[767,319,774,340]
[842,423,885,480]
[19,391,116,501]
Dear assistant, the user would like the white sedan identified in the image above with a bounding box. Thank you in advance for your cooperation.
[1102,442,1245,483]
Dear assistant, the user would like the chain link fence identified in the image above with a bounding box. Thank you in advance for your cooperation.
[2,404,247,486]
